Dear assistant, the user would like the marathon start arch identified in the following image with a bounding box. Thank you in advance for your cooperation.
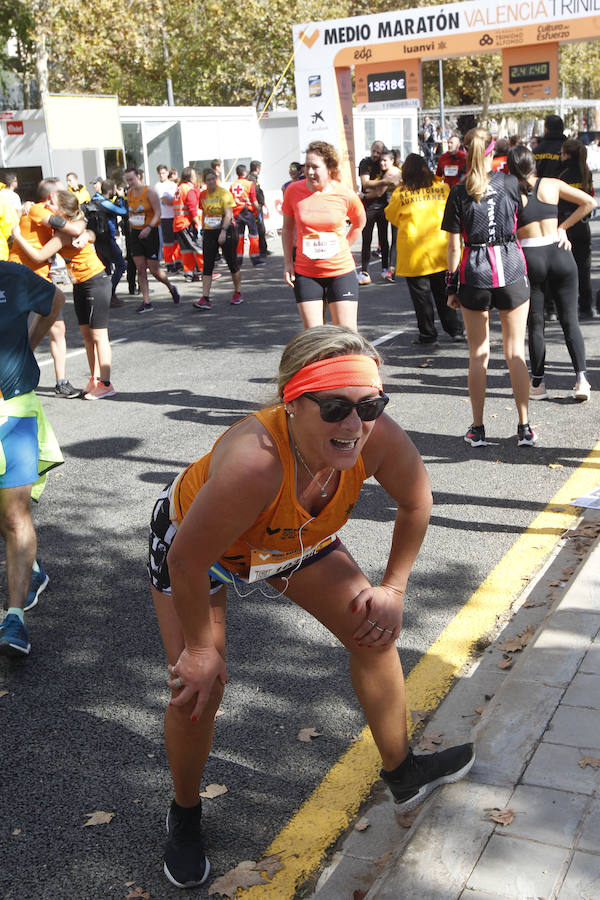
[292,0,600,184]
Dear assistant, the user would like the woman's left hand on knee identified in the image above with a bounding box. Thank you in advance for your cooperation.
[351,584,404,648]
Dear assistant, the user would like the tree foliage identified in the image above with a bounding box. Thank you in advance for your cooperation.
[0,0,598,116]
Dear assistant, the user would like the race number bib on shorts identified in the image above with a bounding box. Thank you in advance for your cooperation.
[303,232,339,260]
[247,533,336,582]
[444,165,459,177]
[129,214,145,228]
[204,216,222,229]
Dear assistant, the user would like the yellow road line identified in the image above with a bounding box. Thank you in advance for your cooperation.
[245,442,600,898]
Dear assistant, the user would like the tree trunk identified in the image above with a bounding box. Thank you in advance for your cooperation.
[35,32,49,103]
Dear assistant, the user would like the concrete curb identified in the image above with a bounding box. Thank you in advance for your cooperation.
[308,509,600,900]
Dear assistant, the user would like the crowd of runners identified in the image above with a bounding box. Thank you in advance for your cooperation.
[0,111,598,890]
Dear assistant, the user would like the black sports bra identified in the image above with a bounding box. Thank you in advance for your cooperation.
[517,178,557,227]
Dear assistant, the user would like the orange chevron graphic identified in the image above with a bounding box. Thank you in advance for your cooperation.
[299,29,319,49]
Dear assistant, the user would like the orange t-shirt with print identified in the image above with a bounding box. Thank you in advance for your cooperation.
[282,180,363,278]
[8,202,53,280]
[58,241,105,283]
[169,404,365,582]
[127,186,154,230]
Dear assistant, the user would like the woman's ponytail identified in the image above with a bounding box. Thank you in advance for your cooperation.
[464,128,492,203]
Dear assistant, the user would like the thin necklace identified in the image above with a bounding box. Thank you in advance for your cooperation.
[291,439,336,499]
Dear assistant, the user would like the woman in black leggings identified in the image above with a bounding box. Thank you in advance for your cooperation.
[507,145,596,402]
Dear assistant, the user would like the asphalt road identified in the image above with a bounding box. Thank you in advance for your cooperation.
[1,223,599,899]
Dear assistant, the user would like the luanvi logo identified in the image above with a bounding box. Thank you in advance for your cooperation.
[300,29,320,48]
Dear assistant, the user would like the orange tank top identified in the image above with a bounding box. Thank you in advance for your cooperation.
[127,186,154,229]
[169,404,366,582]
[59,241,105,283]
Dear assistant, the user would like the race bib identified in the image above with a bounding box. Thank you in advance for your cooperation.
[444,165,459,177]
[129,214,145,228]
[204,216,222,229]
[247,533,336,582]
[303,232,339,260]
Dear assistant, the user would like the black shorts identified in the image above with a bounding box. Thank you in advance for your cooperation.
[459,276,529,312]
[130,226,160,260]
[293,270,359,304]
[73,272,111,329]
[202,226,239,276]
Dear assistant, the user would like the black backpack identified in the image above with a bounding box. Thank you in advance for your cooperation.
[81,199,110,239]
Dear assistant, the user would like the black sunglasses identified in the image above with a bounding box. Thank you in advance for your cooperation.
[303,392,389,423]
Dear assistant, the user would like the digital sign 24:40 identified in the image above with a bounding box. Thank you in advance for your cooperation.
[367,71,407,102]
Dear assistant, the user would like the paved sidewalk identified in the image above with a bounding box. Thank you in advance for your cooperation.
[310,512,600,900]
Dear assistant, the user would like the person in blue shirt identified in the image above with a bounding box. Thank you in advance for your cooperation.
[0,260,64,658]
[91,179,128,306]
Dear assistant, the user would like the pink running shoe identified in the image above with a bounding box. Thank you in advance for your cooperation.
[230,292,244,305]
[84,381,116,401]
[83,376,98,398]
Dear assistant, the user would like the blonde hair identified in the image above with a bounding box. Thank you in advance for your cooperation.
[277,326,381,399]
[56,189,84,222]
[464,128,493,203]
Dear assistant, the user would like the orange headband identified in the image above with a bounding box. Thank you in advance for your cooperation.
[282,355,382,402]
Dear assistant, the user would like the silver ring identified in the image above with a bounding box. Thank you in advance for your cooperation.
[385,628,395,635]
[367,619,378,627]
[374,624,385,632]
[172,677,183,689]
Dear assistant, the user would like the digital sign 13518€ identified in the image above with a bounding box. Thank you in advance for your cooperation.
[367,71,407,102]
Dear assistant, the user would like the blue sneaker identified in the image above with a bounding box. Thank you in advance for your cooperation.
[25,561,49,612]
[0,614,31,657]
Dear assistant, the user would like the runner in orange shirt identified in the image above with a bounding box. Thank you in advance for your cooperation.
[12,190,116,400]
[9,176,88,398]
[282,141,366,331]
[124,167,180,313]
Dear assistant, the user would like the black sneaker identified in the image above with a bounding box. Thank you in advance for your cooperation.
[381,743,475,812]
[464,424,486,447]
[164,800,210,888]
[517,423,537,447]
[54,380,81,399]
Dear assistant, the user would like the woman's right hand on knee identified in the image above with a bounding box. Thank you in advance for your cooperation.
[168,645,227,721]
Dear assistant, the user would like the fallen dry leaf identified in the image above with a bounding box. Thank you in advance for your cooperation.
[499,625,536,653]
[410,709,428,726]
[351,735,363,743]
[418,732,443,751]
[418,361,432,368]
[208,860,268,897]
[125,888,149,900]
[83,810,115,827]
[11,828,21,836]
[547,580,561,587]
[562,567,576,578]
[215,709,225,718]
[523,599,547,608]
[354,817,370,832]
[253,853,283,880]
[374,851,393,873]
[124,883,135,888]
[497,656,514,670]
[200,784,228,799]
[396,807,420,828]
[297,727,321,742]
[489,413,498,418]
[0,690,8,699]
[578,756,600,770]
[548,463,563,469]
[499,636,526,653]
[489,807,515,826]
